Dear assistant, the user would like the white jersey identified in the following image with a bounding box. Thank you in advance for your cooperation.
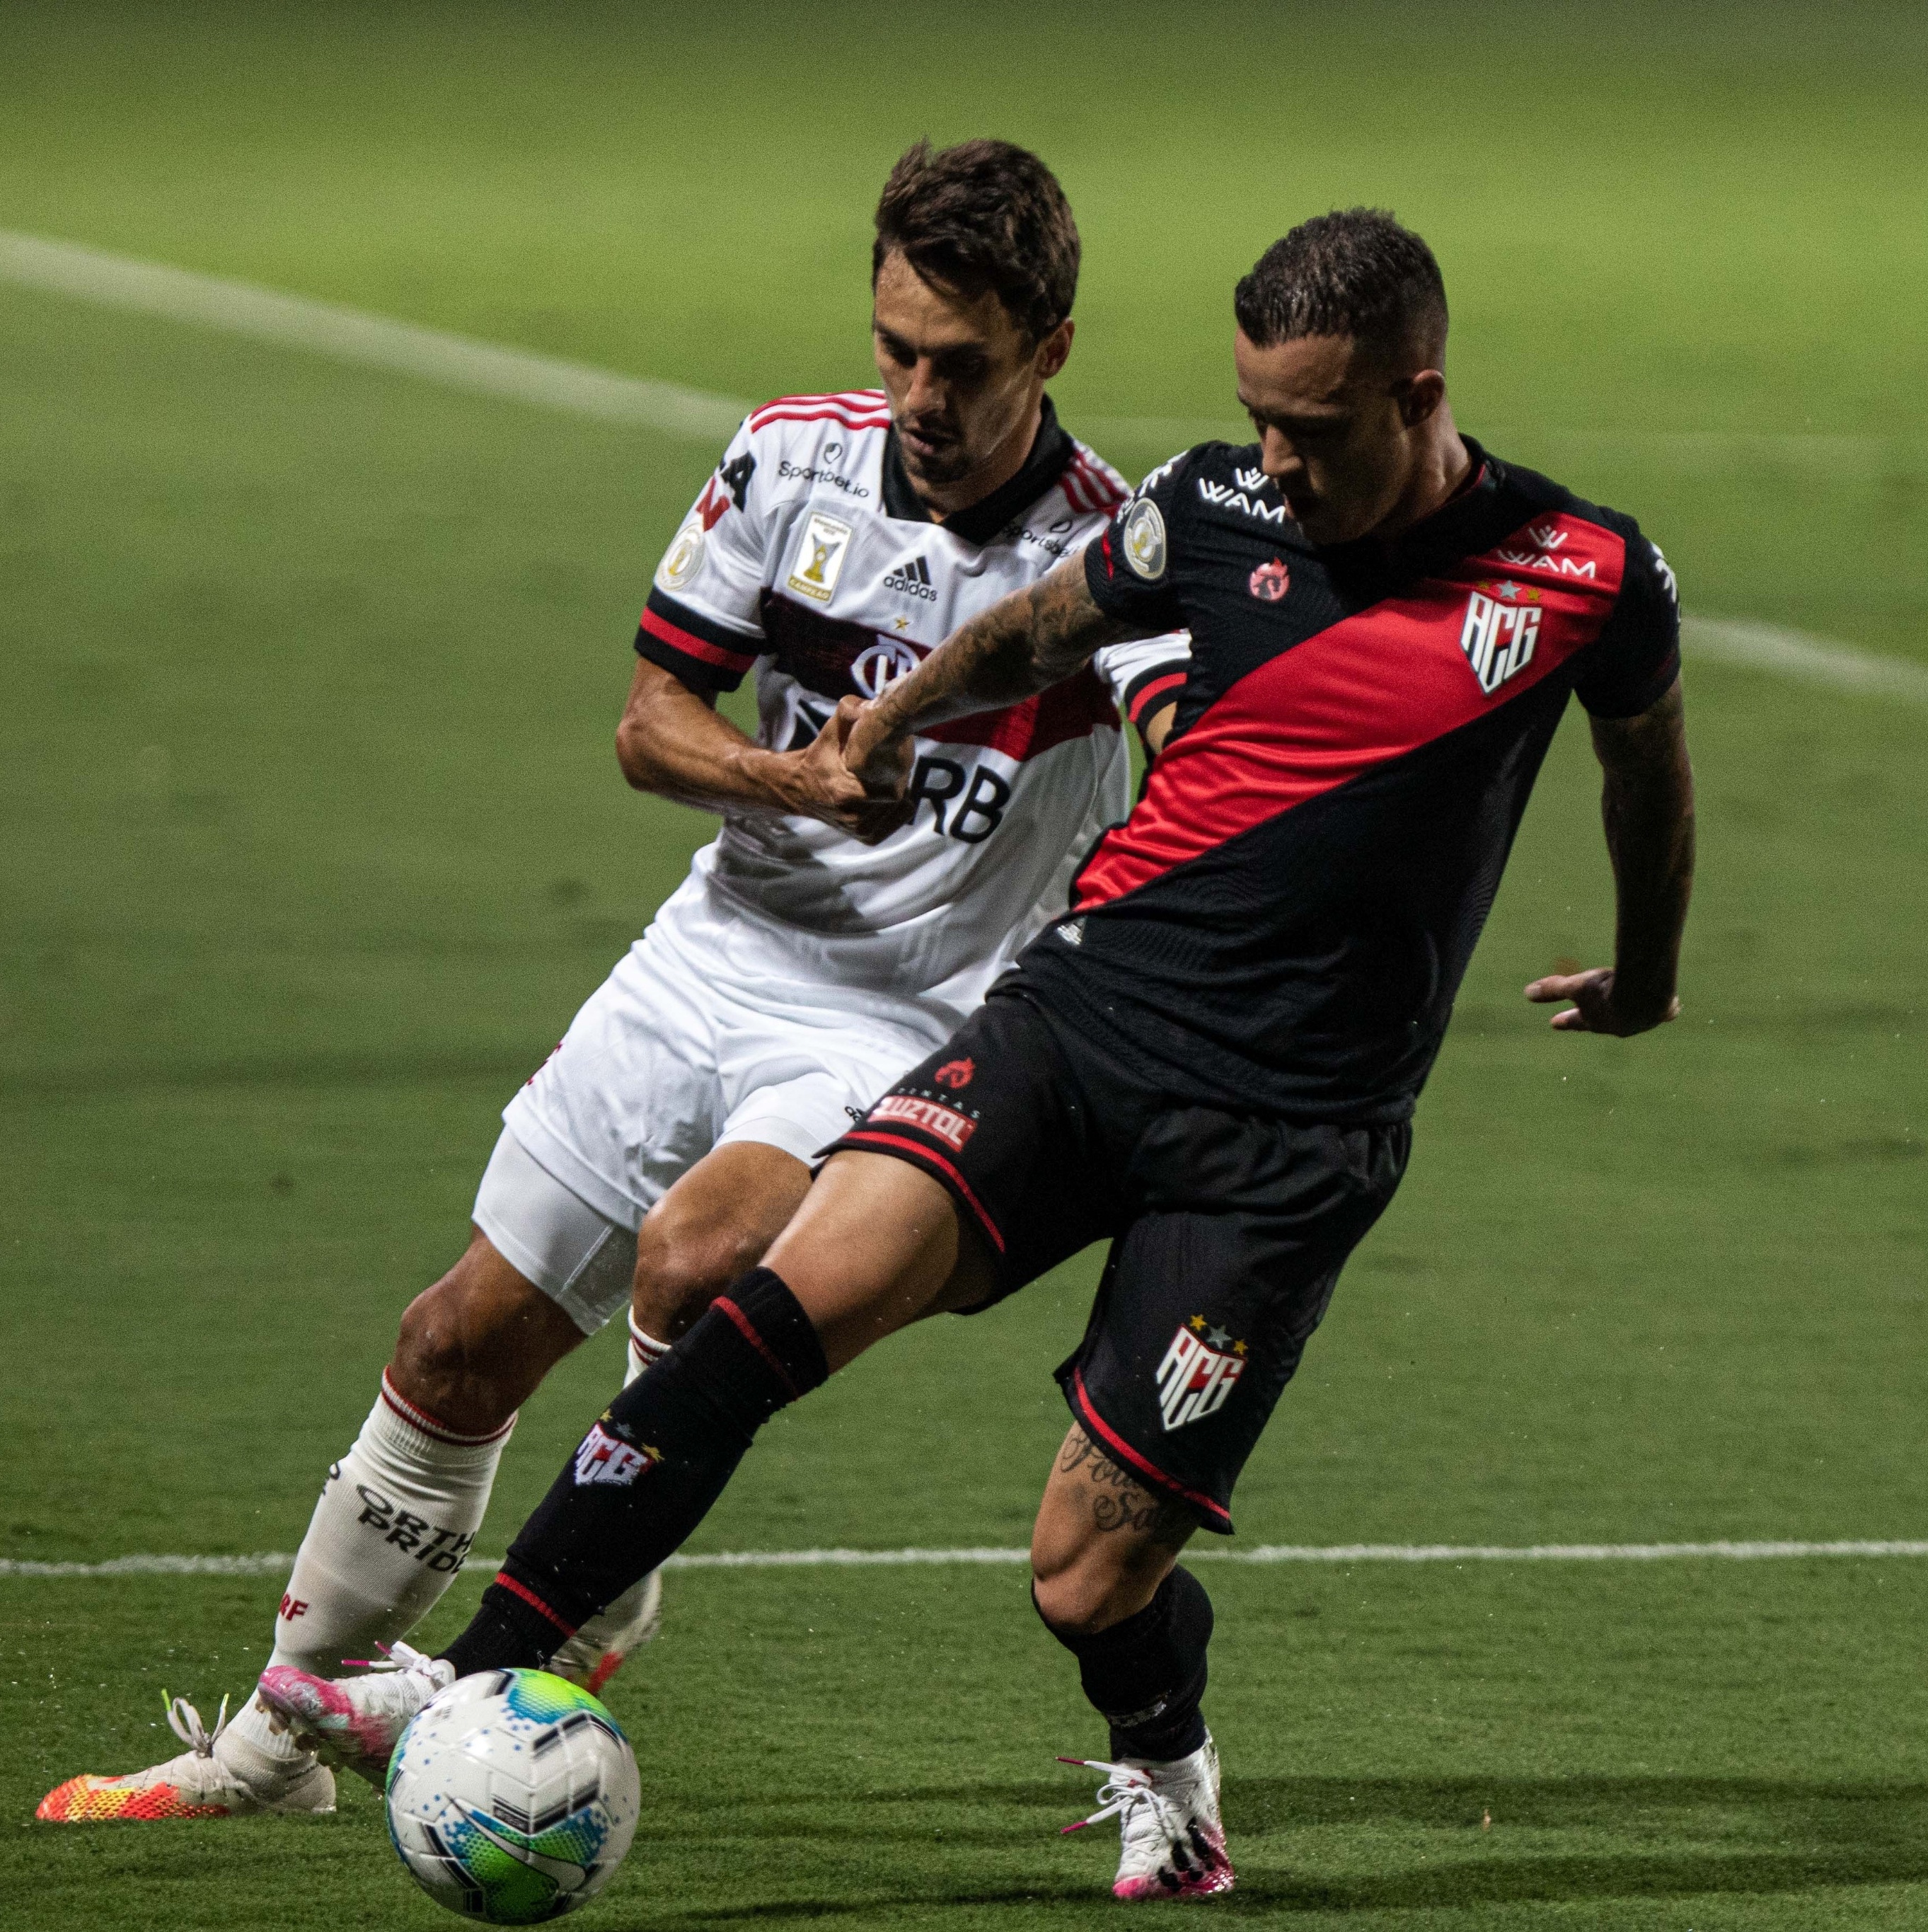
[636,389,1189,1027]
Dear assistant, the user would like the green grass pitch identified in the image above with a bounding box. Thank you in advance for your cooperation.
[3,2,1926,1926]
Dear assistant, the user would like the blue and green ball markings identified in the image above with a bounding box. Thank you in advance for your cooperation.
[386,1669,639,1924]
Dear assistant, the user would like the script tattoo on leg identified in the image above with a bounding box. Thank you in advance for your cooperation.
[1058,1426,1196,1543]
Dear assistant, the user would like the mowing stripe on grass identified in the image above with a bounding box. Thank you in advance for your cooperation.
[0,228,745,441]
[4,229,1923,708]
[8,1541,1928,1579]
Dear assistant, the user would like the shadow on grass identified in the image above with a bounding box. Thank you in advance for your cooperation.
[625,1773,1928,1924]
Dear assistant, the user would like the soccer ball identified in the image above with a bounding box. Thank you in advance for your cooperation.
[384,1669,641,1924]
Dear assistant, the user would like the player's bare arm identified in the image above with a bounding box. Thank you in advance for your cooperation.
[844,552,1143,795]
[615,657,894,839]
[1525,674,1695,1035]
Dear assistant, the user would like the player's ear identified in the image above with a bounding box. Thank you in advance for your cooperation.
[1034,317,1074,381]
[1397,369,1445,427]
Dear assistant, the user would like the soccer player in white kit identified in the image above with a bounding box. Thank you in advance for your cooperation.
[38,138,1188,1824]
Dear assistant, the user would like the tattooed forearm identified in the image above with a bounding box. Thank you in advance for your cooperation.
[1056,1426,1196,1544]
[867,550,1139,740]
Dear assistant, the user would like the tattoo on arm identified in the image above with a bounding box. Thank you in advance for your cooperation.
[1056,1427,1197,1545]
[1590,677,1695,1008]
[870,551,1141,738]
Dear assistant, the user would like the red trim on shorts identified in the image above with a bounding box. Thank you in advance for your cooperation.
[1068,1369,1232,1532]
[493,1571,577,1636]
[836,1130,1007,1254]
[637,607,759,672]
[712,1296,802,1401]
[380,1372,515,1447]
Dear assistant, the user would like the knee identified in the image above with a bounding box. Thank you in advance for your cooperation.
[1031,1544,1134,1638]
[633,1199,769,1338]
[393,1272,473,1396]
[391,1252,536,1433]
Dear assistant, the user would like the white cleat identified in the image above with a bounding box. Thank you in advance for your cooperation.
[1061,1733,1235,1900]
[36,1695,336,1823]
[255,1643,454,1787]
[548,1568,663,1695]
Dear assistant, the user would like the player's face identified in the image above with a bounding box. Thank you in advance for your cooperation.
[872,251,1072,497]
[1235,330,1439,545]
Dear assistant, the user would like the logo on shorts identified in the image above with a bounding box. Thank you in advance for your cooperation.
[1248,558,1290,602]
[573,1422,659,1488]
[1155,1316,1247,1432]
[933,1057,975,1090]
[870,1092,976,1152]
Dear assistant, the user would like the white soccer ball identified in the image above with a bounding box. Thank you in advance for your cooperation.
[384,1668,641,1924]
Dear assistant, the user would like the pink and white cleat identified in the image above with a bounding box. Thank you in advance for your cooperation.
[255,1643,454,1787]
[1061,1734,1235,1900]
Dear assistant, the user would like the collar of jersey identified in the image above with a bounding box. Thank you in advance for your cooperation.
[879,394,1075,546]
[1310,435,1511,589]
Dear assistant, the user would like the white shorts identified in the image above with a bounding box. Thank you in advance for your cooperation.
[489,906,948,1330]
[472,1129,638,1335]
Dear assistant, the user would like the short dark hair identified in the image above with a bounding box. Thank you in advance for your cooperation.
[873,139,1080,345]
[1234,209,1448,367]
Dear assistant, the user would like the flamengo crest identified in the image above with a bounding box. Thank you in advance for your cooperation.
[1460,582,1542,694]
[1155,1317,1247,1432]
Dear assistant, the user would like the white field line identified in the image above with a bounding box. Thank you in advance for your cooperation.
[7,1540,1928,1580]
[4,230,1924,701]
[0,229,746,442]
[6,229,1924,469]
[1681,615,1928,703]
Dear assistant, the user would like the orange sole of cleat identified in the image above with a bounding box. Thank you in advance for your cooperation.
[35,1776,232,1823]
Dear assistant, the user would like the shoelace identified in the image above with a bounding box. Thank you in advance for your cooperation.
[163,1691,230,1757]
[340,1640,437,1674]
[1056,1756,1182,1839]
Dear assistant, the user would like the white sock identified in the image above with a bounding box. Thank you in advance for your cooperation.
[221,1376,508,1773]
[626,1313,671,1384]
[265,1372,514,1675]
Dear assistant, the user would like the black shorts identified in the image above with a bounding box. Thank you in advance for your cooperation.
[826,988,1409,1532]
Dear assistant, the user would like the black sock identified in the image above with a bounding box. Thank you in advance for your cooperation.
[439,1268,828,1678]
[1036,1565,1213,1761]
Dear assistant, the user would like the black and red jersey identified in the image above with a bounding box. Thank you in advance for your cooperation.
[1009,436,1680,1123]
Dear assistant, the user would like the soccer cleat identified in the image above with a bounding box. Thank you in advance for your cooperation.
[255,1643,455,1787]
[35,1694,336,1823]
[548,1567,664,1695]
[1060,1733,1235,1900]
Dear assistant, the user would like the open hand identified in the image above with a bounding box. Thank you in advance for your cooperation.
[1524,966,1680,1035]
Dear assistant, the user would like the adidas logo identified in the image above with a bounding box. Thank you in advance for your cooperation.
[882,554,937,602]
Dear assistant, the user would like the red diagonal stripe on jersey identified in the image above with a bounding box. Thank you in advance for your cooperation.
[1074,538,1624,911]
[640,607,760,672]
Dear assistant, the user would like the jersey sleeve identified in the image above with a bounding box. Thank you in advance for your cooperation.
[635,421,770,695]
[1092,632,1191,748]
[1081,448,1198,638]
[1572,522,1681,718]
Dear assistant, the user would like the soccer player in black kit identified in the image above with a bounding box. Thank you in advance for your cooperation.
[263,212,1696,1902]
